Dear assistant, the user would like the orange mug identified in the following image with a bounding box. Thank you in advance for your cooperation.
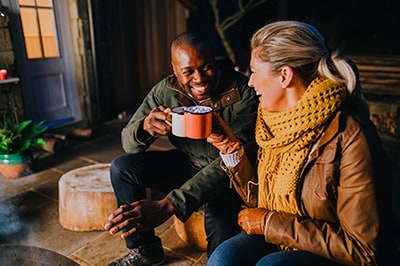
[184,106,213,139]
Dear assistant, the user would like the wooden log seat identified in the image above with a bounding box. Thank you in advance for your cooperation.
[173,208,207,251]
[58,163,117,231]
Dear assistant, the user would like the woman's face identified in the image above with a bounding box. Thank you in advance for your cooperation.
[248,48,287,112]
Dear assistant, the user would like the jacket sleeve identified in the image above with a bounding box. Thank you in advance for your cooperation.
[264,117,380,266]
[168,79,259,221]
[121,81,166,153]
[167,157,231,221]
[220,148,258,208]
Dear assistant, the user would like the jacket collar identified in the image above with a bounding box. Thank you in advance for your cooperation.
[309,111,341,160]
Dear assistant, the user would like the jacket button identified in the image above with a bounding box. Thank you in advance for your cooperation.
[226,95,231,101]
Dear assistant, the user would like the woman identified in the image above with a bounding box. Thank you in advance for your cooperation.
[206,20,393,265]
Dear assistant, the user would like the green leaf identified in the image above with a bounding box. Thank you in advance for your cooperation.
[0,118,48,154]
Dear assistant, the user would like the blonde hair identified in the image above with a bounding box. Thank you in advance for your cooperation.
[251,20,369,117]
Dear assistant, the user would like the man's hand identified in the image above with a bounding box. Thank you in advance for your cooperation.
[238,208,270,235]
[104,197,175,239]
[207,112,242,154]
[142,106,172,137]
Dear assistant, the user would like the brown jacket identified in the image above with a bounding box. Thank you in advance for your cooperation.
[223,110,393,265]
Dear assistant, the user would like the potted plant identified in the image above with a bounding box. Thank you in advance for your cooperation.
[0,115,47,179]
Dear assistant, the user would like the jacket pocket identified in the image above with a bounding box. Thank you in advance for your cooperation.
[301,143,339,219]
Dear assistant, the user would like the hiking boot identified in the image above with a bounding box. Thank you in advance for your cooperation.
[107,241,165,266]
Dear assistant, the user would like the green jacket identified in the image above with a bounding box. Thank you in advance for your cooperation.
[121,59,259,221]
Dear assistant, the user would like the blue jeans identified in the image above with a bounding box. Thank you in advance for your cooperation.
[207,232,341,266]
[110,149,242,256]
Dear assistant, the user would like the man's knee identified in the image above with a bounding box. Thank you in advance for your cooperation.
[204,190,243,256]
[110,154,142,185]
[110,155,126,182]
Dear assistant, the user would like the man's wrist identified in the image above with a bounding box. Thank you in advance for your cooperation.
[135,117,154,143]
[161,196,177,217]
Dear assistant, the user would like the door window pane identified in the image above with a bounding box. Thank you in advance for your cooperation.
[38,8,58,57]
[36,0,52,7]
[19,0,59,59]
[20,7,42,58]
[19,0,34,5]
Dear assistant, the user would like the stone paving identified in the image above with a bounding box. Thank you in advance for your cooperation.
[0,119,207,265]
[1,118,399,265]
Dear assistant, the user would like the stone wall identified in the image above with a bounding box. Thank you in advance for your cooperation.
[0,9,24,124]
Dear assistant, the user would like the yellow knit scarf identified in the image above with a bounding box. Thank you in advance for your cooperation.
[255,77,347,215]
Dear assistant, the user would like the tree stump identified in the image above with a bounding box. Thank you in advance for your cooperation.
[173,208,207,251]
[58,163,117,231]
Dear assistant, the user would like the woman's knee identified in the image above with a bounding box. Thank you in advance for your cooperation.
[207,240,242,266]
[207,233,270,266]
[255,250,339,266]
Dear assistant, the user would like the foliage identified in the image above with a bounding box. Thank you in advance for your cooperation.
[209,0,267,65]
[0,115,48,154]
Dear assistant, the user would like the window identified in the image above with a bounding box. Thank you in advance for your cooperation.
[19,0,59,59]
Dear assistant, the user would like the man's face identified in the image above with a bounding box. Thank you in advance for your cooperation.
[171,44,217,101]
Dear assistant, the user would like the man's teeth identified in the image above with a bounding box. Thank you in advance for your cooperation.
[192,86,206,93]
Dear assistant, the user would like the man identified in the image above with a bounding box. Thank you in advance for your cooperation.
[104,32,258,266]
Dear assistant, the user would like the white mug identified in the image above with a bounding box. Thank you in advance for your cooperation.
[170,106,186,137]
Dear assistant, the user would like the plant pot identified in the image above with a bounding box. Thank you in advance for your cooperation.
[0,153,32,179]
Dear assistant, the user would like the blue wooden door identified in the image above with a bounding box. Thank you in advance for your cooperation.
[3,0,81,127]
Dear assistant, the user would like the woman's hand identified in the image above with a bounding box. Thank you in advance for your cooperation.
[238,208,271,235]
[207,112,242,154]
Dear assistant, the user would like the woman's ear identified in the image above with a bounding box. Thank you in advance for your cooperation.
[280,66,294,88]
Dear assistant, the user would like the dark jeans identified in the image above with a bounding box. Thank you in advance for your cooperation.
[207,232,341,266]
[110,149,242,256]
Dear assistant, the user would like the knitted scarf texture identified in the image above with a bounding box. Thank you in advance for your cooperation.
[255,77,347,215]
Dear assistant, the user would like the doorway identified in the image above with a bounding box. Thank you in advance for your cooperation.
[3,0,81,128]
